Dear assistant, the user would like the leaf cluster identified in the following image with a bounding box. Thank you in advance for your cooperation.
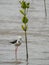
[19,0,30,31]
[19,0,30,9]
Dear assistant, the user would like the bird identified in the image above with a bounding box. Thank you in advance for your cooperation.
[10,36,22,60]
[10,36,22,46]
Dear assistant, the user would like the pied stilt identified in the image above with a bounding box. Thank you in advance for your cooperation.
[10,36,22,60]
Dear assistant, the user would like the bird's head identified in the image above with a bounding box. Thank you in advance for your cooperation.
[17,36,22,42]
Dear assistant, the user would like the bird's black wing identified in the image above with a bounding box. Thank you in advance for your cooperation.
[10,40,17,44]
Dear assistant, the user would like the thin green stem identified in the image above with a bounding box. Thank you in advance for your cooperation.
[24,9,26,16]
[25,29,28,61]
[24,8,28,61]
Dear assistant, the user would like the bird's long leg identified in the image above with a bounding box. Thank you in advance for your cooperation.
[15,46,18,60]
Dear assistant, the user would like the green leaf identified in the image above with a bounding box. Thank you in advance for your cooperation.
[22,16,28,24]
[21,25,25,31]
[21,25,28,31]
[19,1,30,9]
[26,2,30,8]
[20,10,24,15]
[21,1,27,9]
[27,3,30,5]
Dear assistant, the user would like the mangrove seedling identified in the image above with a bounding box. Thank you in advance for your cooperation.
[19,0,30,61]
